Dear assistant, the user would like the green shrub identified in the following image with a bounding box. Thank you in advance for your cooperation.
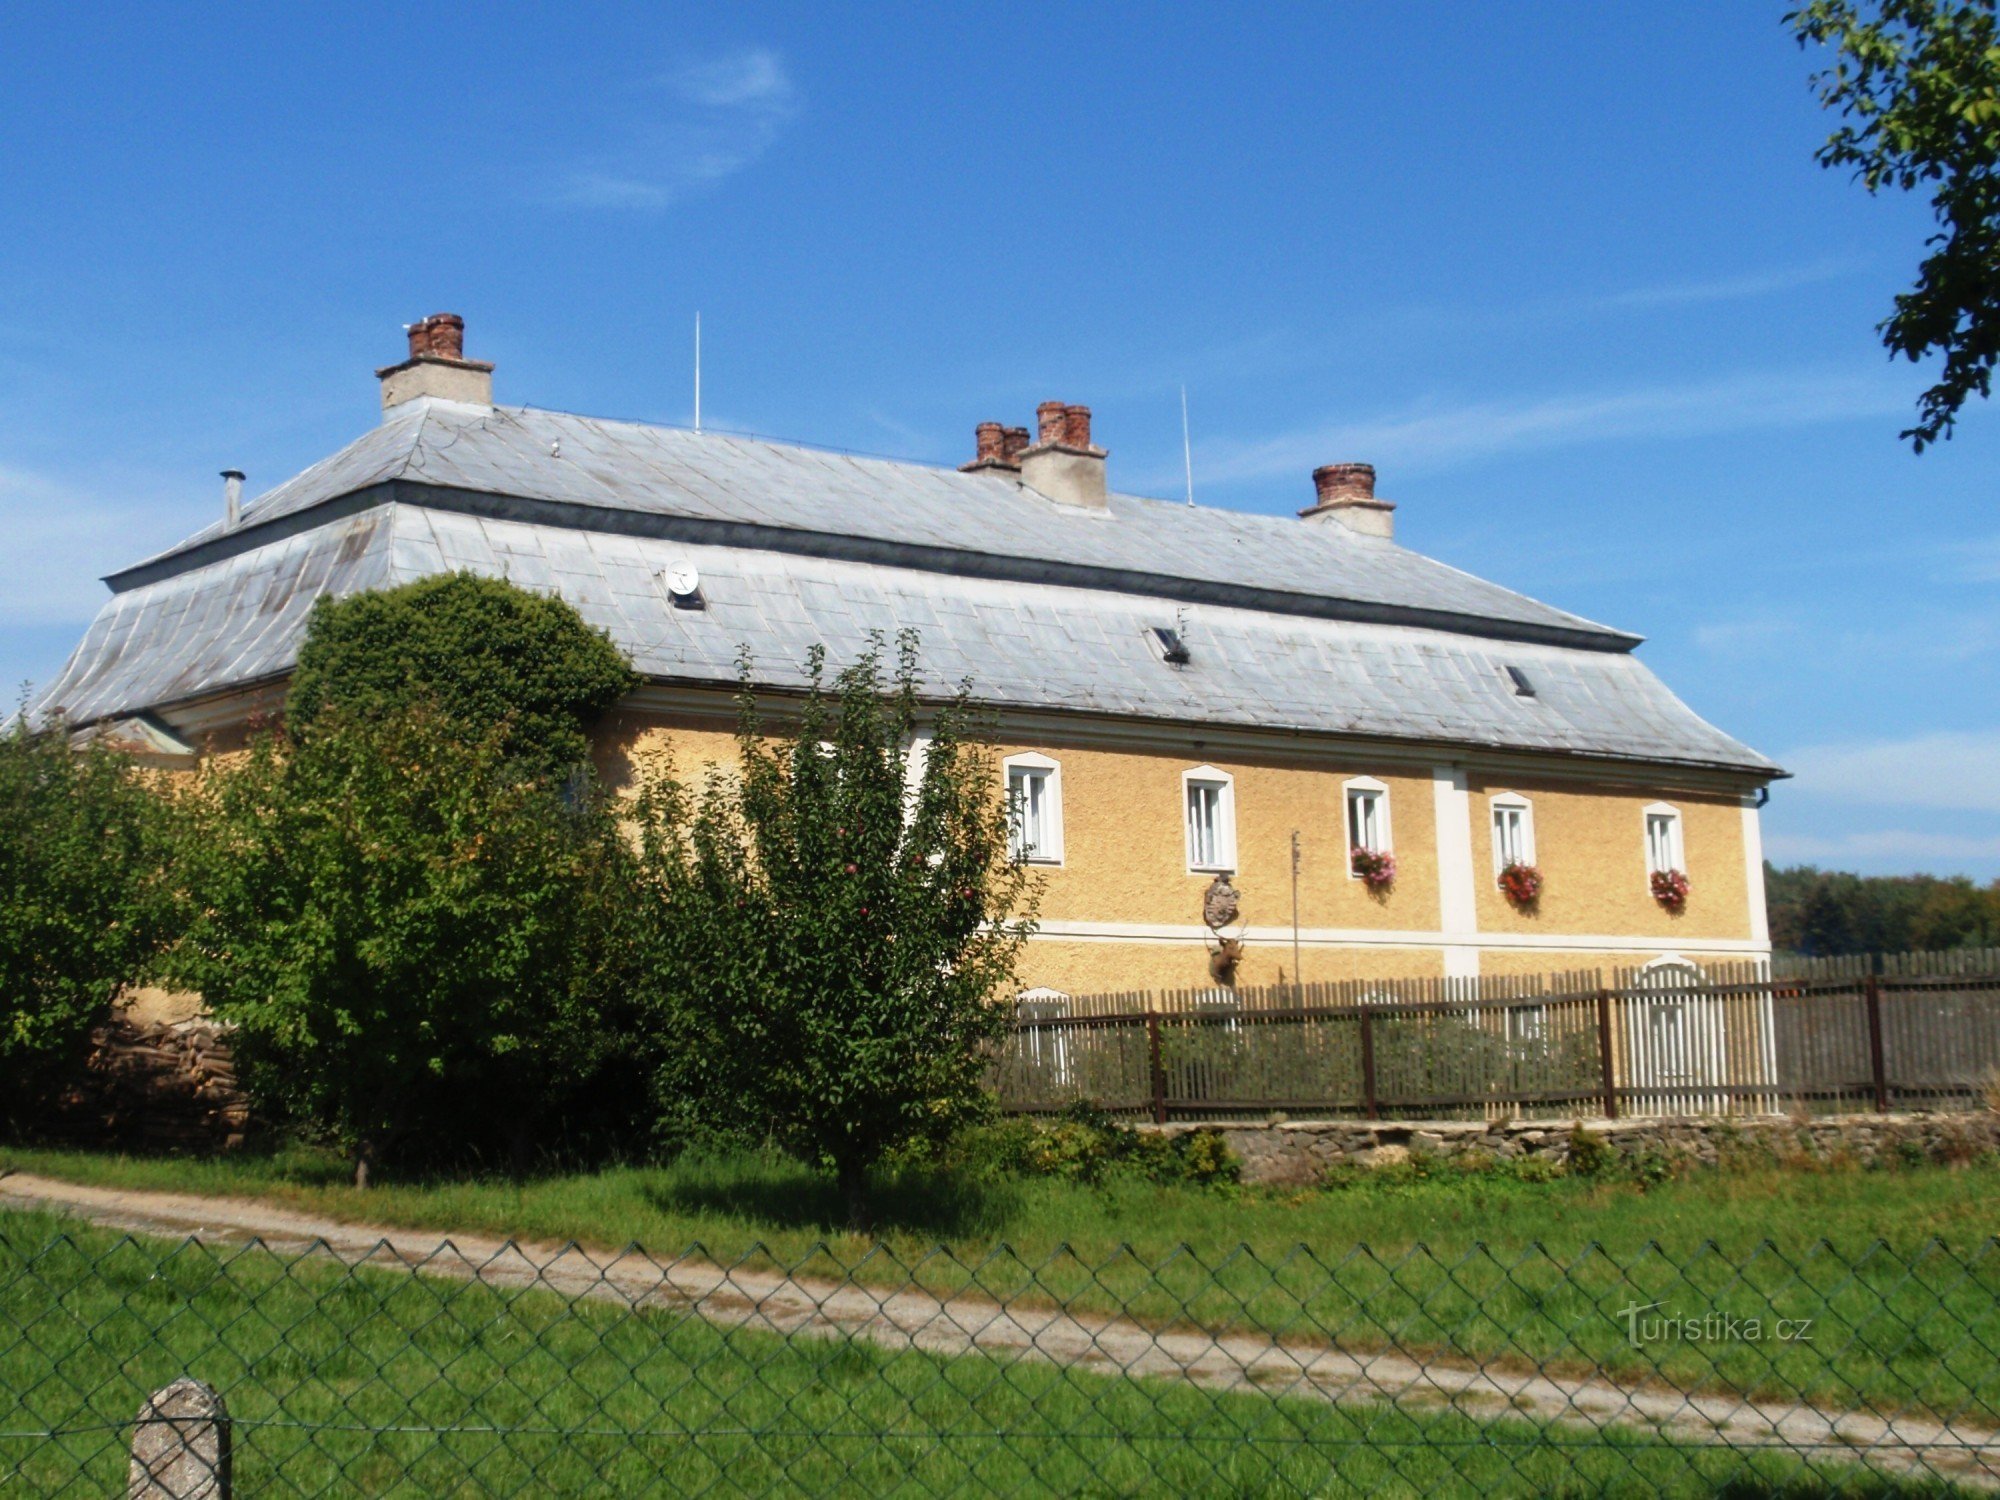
[171,577,652,1183]
[0,710,183,1124]
[942,1105,1240,1189]
[1566,1124,1614,1178]
[288,573,636,783]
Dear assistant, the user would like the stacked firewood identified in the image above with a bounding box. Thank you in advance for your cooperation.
[39,1016,252,1152]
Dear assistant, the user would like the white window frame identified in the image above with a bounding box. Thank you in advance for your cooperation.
[1642,802,1685,878]
[1489,792,1536,873]
[1182,765,1237,873]
[1342,776,1392,877]
[1003,752,1065,865]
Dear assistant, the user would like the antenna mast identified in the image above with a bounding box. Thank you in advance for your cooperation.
[693,312,702,432]
[1180,385,1194,506]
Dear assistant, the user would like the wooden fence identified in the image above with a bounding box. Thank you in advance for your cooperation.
[992,949,2000,1123]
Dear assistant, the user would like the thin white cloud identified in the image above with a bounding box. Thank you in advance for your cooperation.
[1765,829,2000,863]
[1780,730,2000,814]
[0,470,123,625]
[1586,260,1862,313]
[1187,368,1910,484]
[0,464,188,627]
[1944,534,2000,584]
[555,48,798,211]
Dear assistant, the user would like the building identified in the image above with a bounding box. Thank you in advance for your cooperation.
[37,315,1783,995]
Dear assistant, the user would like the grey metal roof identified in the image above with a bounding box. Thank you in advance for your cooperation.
[40,499,1779,776]
[115,401,1634,650]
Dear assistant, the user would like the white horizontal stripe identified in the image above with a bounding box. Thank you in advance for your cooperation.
[1026,918,1767,957]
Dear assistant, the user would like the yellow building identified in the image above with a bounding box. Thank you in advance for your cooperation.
[40,316,1782,998]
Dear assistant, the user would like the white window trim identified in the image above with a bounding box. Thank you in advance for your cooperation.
[1004,752,1065,866]
[1342,776,1393,879]
[1642,802,1685,879]
[1182,764,1237,874]
[1489,792,1536,873]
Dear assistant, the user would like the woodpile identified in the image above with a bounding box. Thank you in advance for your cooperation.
[38,1016,252,1152]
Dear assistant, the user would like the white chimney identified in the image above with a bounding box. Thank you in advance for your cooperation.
[1018,401,1109,510]
[221,469,244,528]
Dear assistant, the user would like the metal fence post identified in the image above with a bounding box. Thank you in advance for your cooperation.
[1595,987,1619,1120]
[1865,974,1889,1113]
[1146,1011,1167,1124]
[1359,1004,1379,1120]
[129,1378,230,1499]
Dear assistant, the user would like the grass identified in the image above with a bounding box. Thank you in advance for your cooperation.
[4,1144,2000,1424]
[0,1206,1975,1499]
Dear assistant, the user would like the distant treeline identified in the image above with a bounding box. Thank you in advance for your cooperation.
[1766,864,2000,957]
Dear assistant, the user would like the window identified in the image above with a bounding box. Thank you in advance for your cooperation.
[1490,793,1535,872]
[1643,803,1685,876]
[1343,777,1391,856]
[1343,776,1392,879]
[1183,766,1236,872]
[1004,753,1064,864]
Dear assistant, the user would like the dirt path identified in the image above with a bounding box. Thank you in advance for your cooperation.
[3,1168,1996,1487]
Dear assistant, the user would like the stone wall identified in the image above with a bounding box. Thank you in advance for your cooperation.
[1152,1112,2000,1186]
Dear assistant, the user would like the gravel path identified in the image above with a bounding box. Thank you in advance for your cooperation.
[3,1169,1995,1487]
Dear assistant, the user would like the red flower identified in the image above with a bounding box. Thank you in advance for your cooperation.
[1498,862,1544,906]
[1650,868,1690,913]
[1350,846,1396,892]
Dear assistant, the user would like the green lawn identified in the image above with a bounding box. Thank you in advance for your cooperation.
[0,1206,1972,1499]
[5,1145,1999,1424]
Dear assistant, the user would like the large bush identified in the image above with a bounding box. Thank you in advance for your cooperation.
[173,704,642,1182]
[631,635,1040,1228]
[174,575,647,1181]
[288,572,637,781]
[0,712,181,1122]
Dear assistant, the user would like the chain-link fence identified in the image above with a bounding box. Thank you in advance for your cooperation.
[4,1213,1998,1496]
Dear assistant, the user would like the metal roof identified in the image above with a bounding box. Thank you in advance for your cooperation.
[114,401,1634,650]
[39,490,1780,776]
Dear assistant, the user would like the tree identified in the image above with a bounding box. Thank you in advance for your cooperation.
[1791,0,2000,449]
[1765,860,2000,954]
[174,704,641,1184]
[174,575,648,1183]
[0,710,182,1124]
[633,635,1039,1230]
[288,573,637,781]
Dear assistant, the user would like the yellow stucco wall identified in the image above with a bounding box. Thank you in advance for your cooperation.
[996,740,1437,933]
[1014,938,1447,993]
[591,700,1762,999]
[1467,775,1751,943]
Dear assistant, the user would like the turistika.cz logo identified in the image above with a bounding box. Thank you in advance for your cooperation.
[1616,1301,1814,1346]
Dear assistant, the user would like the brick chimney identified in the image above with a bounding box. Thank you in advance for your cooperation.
[960,421,1019,474]
[375,313,495,413]
[1020,400,1108,509]
[1299,462,1395,538]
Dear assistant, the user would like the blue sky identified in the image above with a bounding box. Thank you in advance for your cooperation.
[2,4,1995,877]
